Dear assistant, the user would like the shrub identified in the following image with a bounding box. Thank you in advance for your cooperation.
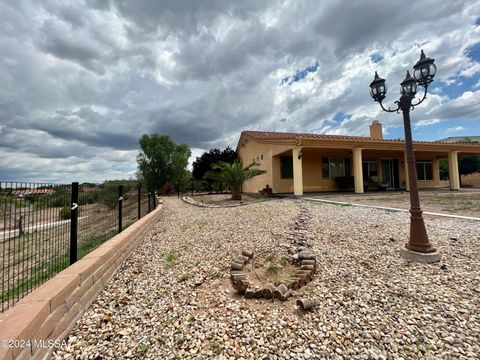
[78,191,99,205]
[179,273,190,282]
[49,189,70,207]
[97,186,118,209]
[59,206,70,220]
[266,264,279,275]
[163,250,181,268]
[163,181,175,195]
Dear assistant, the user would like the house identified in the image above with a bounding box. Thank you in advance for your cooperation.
[11,188,55,198]
[236,121,480,195]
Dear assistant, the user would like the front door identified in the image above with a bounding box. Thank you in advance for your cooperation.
[381,159,400,189]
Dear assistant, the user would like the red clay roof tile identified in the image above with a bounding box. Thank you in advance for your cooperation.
[240,130,480,146]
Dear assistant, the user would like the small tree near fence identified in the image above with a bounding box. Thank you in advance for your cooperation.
[136,134,191,191]
[163,181,175,196]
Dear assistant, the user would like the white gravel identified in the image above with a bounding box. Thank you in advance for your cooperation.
[53,197,480,359]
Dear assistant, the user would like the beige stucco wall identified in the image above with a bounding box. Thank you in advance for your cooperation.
[237,139,272,193]
[238,136,471,194]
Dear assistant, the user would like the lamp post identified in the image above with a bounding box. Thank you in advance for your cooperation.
[369,50,441,263]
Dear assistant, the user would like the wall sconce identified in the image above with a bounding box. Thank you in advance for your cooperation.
[298,149,303,159]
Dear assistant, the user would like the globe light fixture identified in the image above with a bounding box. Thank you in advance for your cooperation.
[369,71,387,102]
[400,70,417,96]
[413,49,437,87]
[369,50,441,263]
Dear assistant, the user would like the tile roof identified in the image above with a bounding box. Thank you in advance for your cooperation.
[241,130,370,141]
[241,130,480,146]
[12,189,55,196]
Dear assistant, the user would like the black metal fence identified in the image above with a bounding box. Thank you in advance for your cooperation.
[0,181,156,313]
[172,179,228,198]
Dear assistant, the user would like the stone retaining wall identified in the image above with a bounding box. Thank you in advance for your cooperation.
[0,201,164,360]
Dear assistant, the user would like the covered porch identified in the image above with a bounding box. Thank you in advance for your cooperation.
[271,146,462,196]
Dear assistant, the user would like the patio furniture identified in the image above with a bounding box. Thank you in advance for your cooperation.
[258,185,273,195]
[369,176,389,190]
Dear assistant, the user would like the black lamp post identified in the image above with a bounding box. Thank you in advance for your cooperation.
[370,50,441,262]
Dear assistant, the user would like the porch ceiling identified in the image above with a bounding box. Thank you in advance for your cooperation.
[272,149,293,157]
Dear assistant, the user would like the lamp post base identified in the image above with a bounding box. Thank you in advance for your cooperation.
[400,248,441,263]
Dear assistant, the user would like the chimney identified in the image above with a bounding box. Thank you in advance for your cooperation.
[369,120,383,140]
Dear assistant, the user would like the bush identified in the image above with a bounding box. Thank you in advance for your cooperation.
[163,181,175,195]
[97,186,118,209]
[59,206,70,220]
[49,189,70,207]
[78,191,99,205]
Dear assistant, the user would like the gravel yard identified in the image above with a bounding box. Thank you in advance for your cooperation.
[53,197,479,359]
[308,190,480,218]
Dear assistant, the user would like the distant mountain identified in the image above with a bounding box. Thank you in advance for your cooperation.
[438,136,480,143]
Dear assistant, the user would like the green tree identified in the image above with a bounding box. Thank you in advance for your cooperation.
[439,158,449,180]
[439,155,480,180]
[205,160,265,200]
[192,147,238,180]
[459,155,480,176]
[137,134,191,191]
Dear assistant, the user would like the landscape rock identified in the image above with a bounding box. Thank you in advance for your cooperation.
[53,197,480,359]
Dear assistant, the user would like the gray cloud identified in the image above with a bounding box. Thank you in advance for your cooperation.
[1,0,479,182]
[39,20,102,65]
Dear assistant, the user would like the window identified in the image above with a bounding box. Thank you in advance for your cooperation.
[362,161,378,181]
[416,161,433,180]
[261,154,264,160]
[322,158,351,178]
[280,156,293,179]
[257,156,259,162]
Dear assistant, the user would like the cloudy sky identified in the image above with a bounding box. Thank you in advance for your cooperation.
[1,0,480,183]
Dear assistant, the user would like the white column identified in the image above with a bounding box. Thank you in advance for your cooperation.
[292,148,303,196]
[353,148,364,194]
[448,151,460,190]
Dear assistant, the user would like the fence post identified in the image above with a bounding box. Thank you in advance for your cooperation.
[177,183,180,198]
[69,182,79,265]
[137,186,141,220]
[118,185,123,233]
[153,190,157,209]
[148,189,151,213]
[191,179,194,197]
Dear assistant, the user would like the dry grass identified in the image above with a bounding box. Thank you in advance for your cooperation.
[0,192,151,309]
[461,172,480,188]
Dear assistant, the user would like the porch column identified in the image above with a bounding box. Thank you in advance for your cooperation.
[352,148,364,194]
[292,147,303,196]
[448,151,460,190]
[432,158,440,186]
[404,152,410,191]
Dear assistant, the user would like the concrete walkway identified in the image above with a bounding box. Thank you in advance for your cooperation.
[1,216,88,241]
[303,197,480,222]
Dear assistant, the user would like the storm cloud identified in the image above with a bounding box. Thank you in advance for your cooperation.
[1,0,479,182]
